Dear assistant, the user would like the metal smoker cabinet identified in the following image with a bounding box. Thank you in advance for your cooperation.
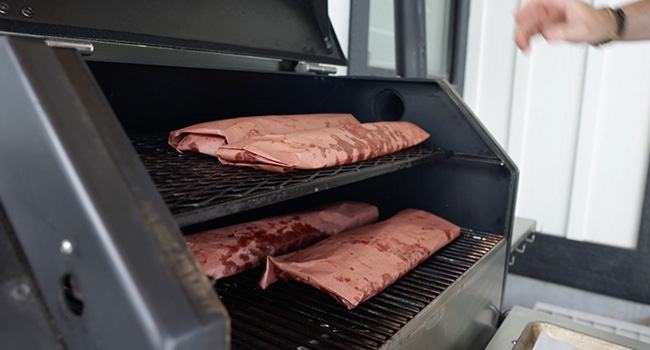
[0,1,518,349]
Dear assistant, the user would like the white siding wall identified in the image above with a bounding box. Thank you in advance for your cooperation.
[464,0,650,248]
[329,0,350,75]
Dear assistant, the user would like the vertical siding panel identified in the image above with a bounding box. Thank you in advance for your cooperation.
[508,41,588,235]
[463,0,519,146]
[461,0,486,113]
[329,0,350,76]
[564,47,603,242]
[567,43,650,248]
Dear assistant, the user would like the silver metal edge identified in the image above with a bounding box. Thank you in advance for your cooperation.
[486,306,650,350]
[381,237,507,350]
[0,30,285,72]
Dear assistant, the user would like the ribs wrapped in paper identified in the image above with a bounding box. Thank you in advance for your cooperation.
[169,113,360,155]
[259,209,460,309]
[185,202,379,280]
[216,121,430,172]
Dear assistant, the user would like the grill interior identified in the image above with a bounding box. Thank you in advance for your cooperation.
[216,229,502,350]
[2,39,517,350]
[130,134,504,349]
[132,134,449,227]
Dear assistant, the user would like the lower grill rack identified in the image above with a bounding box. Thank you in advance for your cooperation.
[214,229,503,350]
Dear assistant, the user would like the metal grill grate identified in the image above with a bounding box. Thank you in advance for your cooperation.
[131,134,448,227]
[215,229,503,350]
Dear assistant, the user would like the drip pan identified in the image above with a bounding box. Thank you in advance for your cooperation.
[513,322,634,350]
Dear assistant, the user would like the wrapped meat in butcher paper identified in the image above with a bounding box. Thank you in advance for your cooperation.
[216,121,430,172]
[186,202,379,280]
[169,113,360,155]
[259,209,460,309]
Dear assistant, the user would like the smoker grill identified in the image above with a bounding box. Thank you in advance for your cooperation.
[0,2,517,349]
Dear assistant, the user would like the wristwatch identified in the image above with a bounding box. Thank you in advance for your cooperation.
[594,7,626,45]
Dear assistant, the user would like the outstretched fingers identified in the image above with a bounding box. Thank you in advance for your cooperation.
[515,0,567,50]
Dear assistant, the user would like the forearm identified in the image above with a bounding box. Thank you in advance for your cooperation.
[514,0,650,50]
[621,0,650,40]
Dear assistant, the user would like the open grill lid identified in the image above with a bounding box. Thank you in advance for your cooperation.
[0,0,347,66]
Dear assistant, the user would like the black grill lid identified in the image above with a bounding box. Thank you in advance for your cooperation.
[0,0,347,65]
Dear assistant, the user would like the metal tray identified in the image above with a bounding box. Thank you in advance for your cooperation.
[513,322,635,350]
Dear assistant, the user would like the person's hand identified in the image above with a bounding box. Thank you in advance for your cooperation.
[515,0,618,50]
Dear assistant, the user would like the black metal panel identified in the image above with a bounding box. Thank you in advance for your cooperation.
[0,204,65,350]
[448,0,470,94]
[348,0,370,76]
[216,230,502,349]
[509,232,650,304]
[394,0,427,78]
[0,37,228,349]
[359,157,516,237]
[132,134,447,227]
[88,62,506,159]
[0,0,346,65]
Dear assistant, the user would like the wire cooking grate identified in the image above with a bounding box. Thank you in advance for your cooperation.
[131,134,448,227]
[215,229,503,350]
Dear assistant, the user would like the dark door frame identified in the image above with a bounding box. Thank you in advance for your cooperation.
[348,0,470,94]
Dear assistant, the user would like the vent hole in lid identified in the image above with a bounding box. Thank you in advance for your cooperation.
[373,90,405,121]
[60,273,84,317]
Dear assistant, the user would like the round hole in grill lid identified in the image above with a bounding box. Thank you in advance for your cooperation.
[60,273,84,317]
[373,89,405,121]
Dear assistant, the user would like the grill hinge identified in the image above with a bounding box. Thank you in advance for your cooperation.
[295,61,337,75]
[44,39,94,56]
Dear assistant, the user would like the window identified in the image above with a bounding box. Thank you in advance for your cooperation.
[349,0,468,91]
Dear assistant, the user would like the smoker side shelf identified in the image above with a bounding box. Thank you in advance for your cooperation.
[131,134,449,227]
[215,229,503,350]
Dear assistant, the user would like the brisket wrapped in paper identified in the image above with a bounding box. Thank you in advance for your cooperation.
[259,209,460,309]
[186,202,379,280]
[169,113,360,156]
[216,121,430,172]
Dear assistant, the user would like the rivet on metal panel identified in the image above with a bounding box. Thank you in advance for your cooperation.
[11,284,31,300]
[515,244,526,254]
[0,3,9,14]
[60,239,74,255]
[512,340,517,345]
[20,6,33,17]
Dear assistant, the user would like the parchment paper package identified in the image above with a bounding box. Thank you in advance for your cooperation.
[185,202,379,280]
[259,209,460,309]
[169,113,360,155]
[216,121,430,172]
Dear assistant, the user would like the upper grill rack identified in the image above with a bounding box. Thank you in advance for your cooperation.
[215,229,503,350]
[131,134,448,227]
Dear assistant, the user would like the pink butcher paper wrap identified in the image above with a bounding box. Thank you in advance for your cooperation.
[259,209,461,309]
[185,202,379,280]
[216,121,430,172]
[168,113,360,156]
